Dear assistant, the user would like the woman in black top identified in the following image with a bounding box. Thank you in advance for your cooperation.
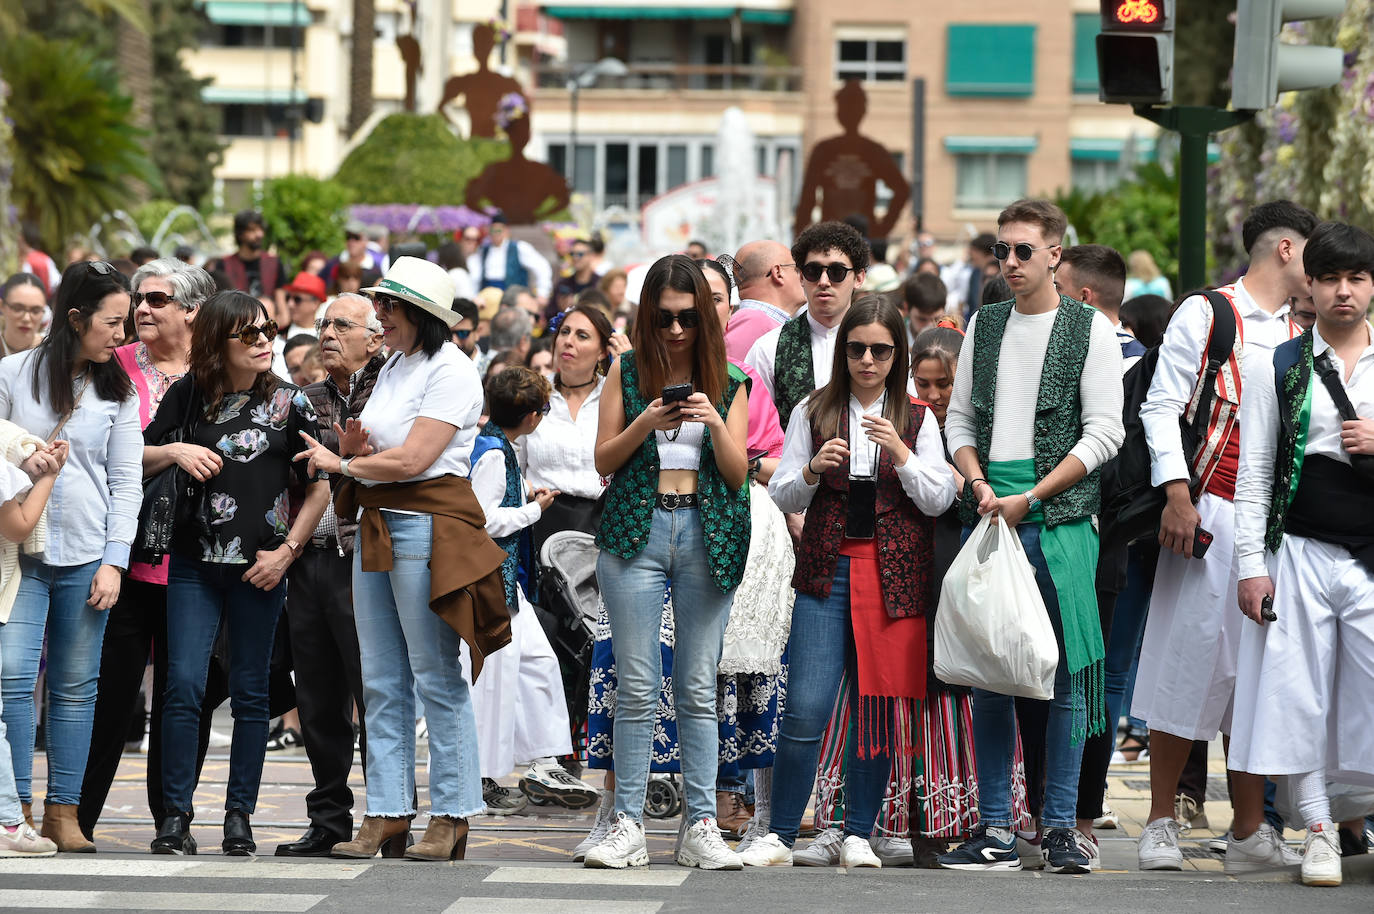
[143,291,328,856]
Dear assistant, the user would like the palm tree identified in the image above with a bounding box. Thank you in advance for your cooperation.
[347,0,375,136]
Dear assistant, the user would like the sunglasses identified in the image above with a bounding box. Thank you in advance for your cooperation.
[372,294,404,314]
[226,320,279,345]
[133,290,176,308]
[346,233,363,242]
[452,328,473,340]
[845,341,896,362]
[993,241,1057,262]
[570,250,587,259]
[288,294,319,305]
[315,316,365,334]
[88,261,116,276]
[657,308,701,330]
[538,401,552,416]
[799,262,857,284]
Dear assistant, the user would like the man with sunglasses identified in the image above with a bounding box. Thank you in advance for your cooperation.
[745,221,869,431]
[552,238,601,316]
[451,298,481,360]
[941,199,1124,875]
[276,292,387,857]
[724,240,807,362]
[273,273,327,381]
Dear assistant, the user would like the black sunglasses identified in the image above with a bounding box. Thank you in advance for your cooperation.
[452,328,473,340]
[845,341,896,362]
[133,290,176,308]
[993,241,1058,262]
[538,401,552,416]
[799,262,857,284]
[227,320,279,345]
[656,308,701,330]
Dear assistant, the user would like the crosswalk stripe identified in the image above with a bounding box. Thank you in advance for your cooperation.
[0,860,370,880]
[443,900,661,914]
[482,865,688,887]
[0,890,326,911]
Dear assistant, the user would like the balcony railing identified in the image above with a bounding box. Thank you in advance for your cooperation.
[534,62,802,93]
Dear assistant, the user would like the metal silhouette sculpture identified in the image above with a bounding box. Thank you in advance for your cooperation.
[439,22,525,138]
[794,79,910,238]
[465,93,570,225]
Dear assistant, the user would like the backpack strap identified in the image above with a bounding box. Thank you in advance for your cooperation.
[1185,289,1238,452]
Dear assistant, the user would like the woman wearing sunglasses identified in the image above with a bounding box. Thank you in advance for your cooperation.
[585,254,750,870]
[0,261,142,852]
[742,296,955,868]
[143,291,329,855]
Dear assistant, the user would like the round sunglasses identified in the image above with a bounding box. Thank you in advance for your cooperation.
[226,320,279,345]
[845,341,895,362]
[993,241,1058,262]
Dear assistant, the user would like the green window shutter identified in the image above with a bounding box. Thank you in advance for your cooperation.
[1073,14,1100,94]
[946,24,1036,97]
[1069,138,1123,161]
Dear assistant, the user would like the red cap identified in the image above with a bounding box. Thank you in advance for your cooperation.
[285,272,326,300]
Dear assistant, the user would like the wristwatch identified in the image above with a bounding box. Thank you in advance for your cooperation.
[339,457,354,478]
[285,538,304,559]
[1024,491,1042,511]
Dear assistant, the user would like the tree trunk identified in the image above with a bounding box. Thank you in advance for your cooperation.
[116,0,154,203]
[347,0,374,136]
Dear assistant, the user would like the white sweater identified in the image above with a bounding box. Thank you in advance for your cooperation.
[946,306,1125,473]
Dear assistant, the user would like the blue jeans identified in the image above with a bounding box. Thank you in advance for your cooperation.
[769,556,891,845]
[1105,544,1154,733]
[162,557,285,814]
[0,557,104,806]
[969,523,1085,831]
[352,511,483,818]
[597,507,734,825]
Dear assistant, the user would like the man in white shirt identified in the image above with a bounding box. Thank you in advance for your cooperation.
[1132,201,1315,875]
[744,222,868,429]
[1229,221,1374,888]
[466,211,553,302]
[723,240,806,362]
[940,199,1123,875]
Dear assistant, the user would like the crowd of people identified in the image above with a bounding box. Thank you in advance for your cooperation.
[0,197,1369,890]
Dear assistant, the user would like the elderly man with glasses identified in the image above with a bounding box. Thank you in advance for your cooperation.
[275,293,387,857]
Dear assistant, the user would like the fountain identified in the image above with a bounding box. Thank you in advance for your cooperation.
[709,107,777,255]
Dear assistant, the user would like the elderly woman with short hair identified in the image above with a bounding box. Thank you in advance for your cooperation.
[77,258,220,840]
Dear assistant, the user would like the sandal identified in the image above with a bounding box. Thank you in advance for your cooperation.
[1110,727,1149,764]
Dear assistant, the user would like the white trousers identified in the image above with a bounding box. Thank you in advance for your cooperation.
[1229,534,1374,787]
[463,591,573,778]
[1131,493,1241,740]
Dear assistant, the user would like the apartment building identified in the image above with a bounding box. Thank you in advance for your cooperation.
[533,0,1157,240]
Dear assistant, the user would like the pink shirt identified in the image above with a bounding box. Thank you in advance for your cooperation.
[735,360,784,459]
[117,343,182,586]
[725,307,784,363]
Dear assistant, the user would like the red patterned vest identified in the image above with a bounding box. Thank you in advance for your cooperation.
[792,396,936,618]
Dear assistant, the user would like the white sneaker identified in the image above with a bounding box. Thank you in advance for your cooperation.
[1093,802,1119,830]
[1224,823,1302,874]
[520,759,599,810]
[1075,830,1102,871]
[735,816,769,855]
[1300,825,1342,887]
[792,827,842,866]
[1137,817,1183,871]
[739,832,793,867]
[207,728,233,749]
[840,834,882,868]
[583,812,649,869]
[676,817,742,870]
[0,822,57,857]
[572,791,616,862]
[869,835,914,867]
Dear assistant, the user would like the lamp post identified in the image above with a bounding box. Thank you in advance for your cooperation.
[567,57,628,195]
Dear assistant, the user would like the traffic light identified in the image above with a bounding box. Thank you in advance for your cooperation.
[1096,0,1175,105]
[1231,0,1347,110]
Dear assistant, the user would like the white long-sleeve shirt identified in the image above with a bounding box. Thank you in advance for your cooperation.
[1234,321,1374,580]
[744,308,838,402]
[1140,278,1295,487]
[945,305,1124,473]
[466,239,553,299]
[769,394,955,516]
[470,447,542,539]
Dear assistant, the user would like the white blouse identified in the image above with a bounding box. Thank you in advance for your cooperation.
[520,376,608,499]
[769,393,955,516]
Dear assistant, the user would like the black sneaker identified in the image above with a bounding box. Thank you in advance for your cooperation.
[1042,827,1091,874]
[938,828,1021,871]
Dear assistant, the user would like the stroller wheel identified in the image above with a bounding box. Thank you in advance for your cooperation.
[644,775,682,819]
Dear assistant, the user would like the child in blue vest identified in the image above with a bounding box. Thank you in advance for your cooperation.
[466,367,596,813]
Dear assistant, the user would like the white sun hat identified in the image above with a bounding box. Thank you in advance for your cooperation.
[361,256,460,328]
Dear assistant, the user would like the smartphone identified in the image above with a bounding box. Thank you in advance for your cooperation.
[1192,525,1214,559]
[1260,594,1277,622]
[661,383,693,405]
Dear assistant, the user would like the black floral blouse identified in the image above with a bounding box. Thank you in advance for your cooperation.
[146,376,323,565]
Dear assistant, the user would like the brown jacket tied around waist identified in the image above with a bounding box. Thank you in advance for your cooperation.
[334,474,511,680]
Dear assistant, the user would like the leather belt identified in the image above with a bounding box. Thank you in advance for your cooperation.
[656,492,699,510]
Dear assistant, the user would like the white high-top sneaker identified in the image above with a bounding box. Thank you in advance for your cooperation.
[583,812,649,869]
[676,817,743,870]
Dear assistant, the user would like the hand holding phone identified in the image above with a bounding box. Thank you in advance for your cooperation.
[1192,525,1214,559]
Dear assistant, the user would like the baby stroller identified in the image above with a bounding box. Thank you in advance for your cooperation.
[536,531,601,757]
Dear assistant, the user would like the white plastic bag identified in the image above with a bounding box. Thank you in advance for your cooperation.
[933,515,1058,699]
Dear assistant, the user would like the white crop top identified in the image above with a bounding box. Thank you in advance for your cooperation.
[655,422,704,471]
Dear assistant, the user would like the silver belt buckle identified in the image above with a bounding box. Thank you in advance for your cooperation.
[661,492,681,510]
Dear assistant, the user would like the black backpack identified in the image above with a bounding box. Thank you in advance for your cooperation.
[1100,290,1237,547]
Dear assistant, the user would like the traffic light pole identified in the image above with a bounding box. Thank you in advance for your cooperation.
[1133,105,1254,291]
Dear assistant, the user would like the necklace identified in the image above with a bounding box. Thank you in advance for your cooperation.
[559,374,597,390]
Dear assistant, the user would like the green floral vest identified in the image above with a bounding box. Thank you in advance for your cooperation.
[773,313,814,431]
[958,296,1101,528]
[595,351,752,592]
[1265,331,1314,553]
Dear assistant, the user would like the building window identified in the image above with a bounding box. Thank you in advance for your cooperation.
[638,145,658,199]
[667,144,688,188]
[835,36,906,82]
[605,143,630,208]
[946,24,1036,97]
[204,24,304,48]
[1071,159,1119,194]
[548,143,567,179]
[219,104,273,137]
[953,154,1029,210]
[573,145,596,193]
[700,143,715,179]
[1073,14,1101,95]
